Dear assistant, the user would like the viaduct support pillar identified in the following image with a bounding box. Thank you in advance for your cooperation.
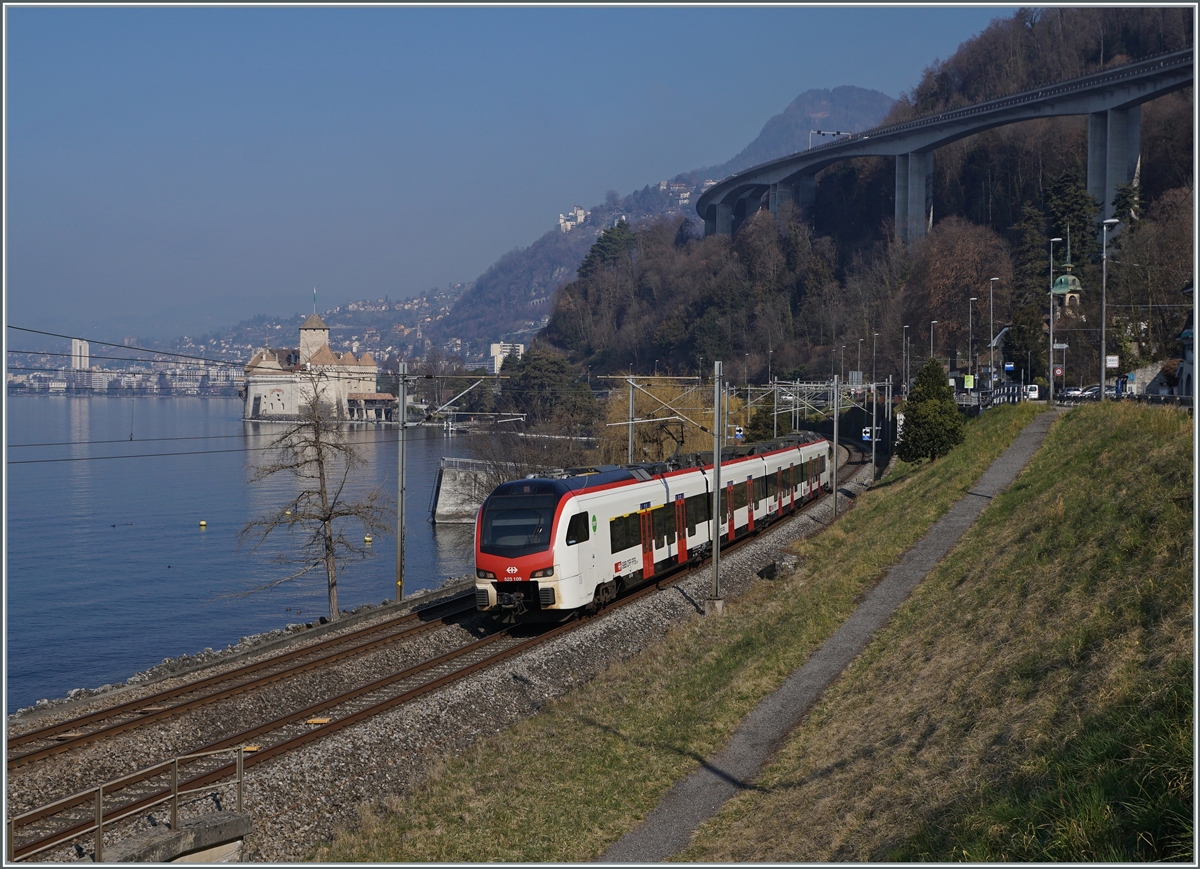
[894,154,909,243]
[796,175,816,224]
[769,182,794,215]
[1088,107,1142,222]
[715,202,733,237]
[905,152,932,245]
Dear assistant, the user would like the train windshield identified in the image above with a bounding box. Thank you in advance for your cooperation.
[479,493,559,558]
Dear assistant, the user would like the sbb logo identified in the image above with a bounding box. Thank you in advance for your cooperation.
[506,566,518,574]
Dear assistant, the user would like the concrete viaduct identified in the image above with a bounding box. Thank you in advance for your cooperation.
[695,47,1193,244]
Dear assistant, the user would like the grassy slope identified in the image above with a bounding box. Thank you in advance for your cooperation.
[314,403,1189,862]
[677,402,1193,861]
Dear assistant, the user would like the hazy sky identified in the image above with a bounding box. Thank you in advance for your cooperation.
[5,5,1010,341]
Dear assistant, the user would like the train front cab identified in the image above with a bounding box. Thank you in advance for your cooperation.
[475,475,617,616]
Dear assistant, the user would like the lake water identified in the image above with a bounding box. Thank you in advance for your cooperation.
[5,395,480,714]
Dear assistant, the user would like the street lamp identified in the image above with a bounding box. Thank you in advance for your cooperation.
[872,332,878,385]
[988,277,999,389]
[768,348,773,384]
[903,325,909,393]
[840,345,846,382]
[1101,218,1120,400]
[930,321,938,363]
[857,337,863,379]
[968,298,978,386]
[1049,237,1063,403]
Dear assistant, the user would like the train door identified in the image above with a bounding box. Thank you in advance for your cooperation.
[639,509,655,579]
[745,476,756,533]
[788,463,795,511]
[725,481,735,541]
[776,467,784,515]
[674,494,688,565]
[808,458,817,501]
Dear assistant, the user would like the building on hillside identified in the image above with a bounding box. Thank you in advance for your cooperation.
[487,342,524,374]
[559,205,587,232]
[242,313,391,421]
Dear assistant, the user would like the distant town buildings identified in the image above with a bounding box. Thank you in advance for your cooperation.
[658,181,692,207]
[487,342,524,374]
[559,205,587,232]
[242,313,389,421]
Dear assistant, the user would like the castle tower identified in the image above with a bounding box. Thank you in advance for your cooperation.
[299,313,330,363]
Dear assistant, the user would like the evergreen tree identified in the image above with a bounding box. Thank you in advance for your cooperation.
[897,359,965,462]
[1009,203,1050,307]
[1045,168,1100,262]
[578,220,636,279]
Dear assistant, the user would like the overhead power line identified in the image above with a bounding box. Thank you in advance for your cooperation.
[7,326,243,367]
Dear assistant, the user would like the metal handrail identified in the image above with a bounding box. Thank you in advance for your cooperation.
[7,746,245,862]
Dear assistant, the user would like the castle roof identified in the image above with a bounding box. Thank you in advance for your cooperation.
[306,345,340,365]
[301,313,328,330]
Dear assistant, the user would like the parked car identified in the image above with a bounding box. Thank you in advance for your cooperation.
[1062,386,1083,398]
[1082,385,1100,398]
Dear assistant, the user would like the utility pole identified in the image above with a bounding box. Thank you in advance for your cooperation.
[709,361,724,616]
[628,376,635,463]
[1049,237,1062,403]
[870,380,877,477]
[396,361,407,602]
[831,375,839,520]
[989,277,999,390]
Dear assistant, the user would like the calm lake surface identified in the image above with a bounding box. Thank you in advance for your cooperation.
[5,395,479,714]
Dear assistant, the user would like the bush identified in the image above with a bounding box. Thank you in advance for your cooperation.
[896,359,965,462]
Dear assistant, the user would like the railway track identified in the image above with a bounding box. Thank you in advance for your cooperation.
[6,593,477,770]
[8,442,871,861]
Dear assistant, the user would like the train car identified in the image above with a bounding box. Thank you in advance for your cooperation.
[474,433,833,616]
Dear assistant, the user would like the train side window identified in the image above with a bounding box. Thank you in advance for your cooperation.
[651,505,673,547]
[733,482,747,511]
[766,472,778,498]
[685,493,709,534]
[609,514,638,553]
[565,511,589,546]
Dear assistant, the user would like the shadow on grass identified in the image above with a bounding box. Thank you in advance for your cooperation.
[576,715,768,794]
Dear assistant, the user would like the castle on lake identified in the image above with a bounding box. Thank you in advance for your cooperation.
[242,314,394,421]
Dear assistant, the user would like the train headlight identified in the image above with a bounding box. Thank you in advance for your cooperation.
[530,567,555,579]
[476,569,496,579]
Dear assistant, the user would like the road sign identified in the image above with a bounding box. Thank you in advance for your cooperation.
[1106,355,1120,369]
[734,426,744,440]
[1054,366,1064,377]
[1053,343,1069,350]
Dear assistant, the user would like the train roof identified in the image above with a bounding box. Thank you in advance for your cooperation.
[487,431,829,501]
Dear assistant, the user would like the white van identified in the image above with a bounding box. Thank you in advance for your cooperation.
[1025,384,1040,400]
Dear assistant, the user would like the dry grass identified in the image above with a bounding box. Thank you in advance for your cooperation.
[676,402,1192,862]
[310,402,1137,862]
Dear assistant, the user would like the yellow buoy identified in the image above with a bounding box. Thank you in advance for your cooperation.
[364,535,373,545]
[199,521,207,528]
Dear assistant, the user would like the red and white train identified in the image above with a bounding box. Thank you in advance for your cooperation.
[474,433,833,615]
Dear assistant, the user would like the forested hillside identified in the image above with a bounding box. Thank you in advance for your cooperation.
[539,6,1193,396]
[429,86,897,354]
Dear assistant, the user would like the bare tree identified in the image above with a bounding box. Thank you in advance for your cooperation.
[239,374,394,622]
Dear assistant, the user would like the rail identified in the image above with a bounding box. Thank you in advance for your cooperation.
[7,746,245,862]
